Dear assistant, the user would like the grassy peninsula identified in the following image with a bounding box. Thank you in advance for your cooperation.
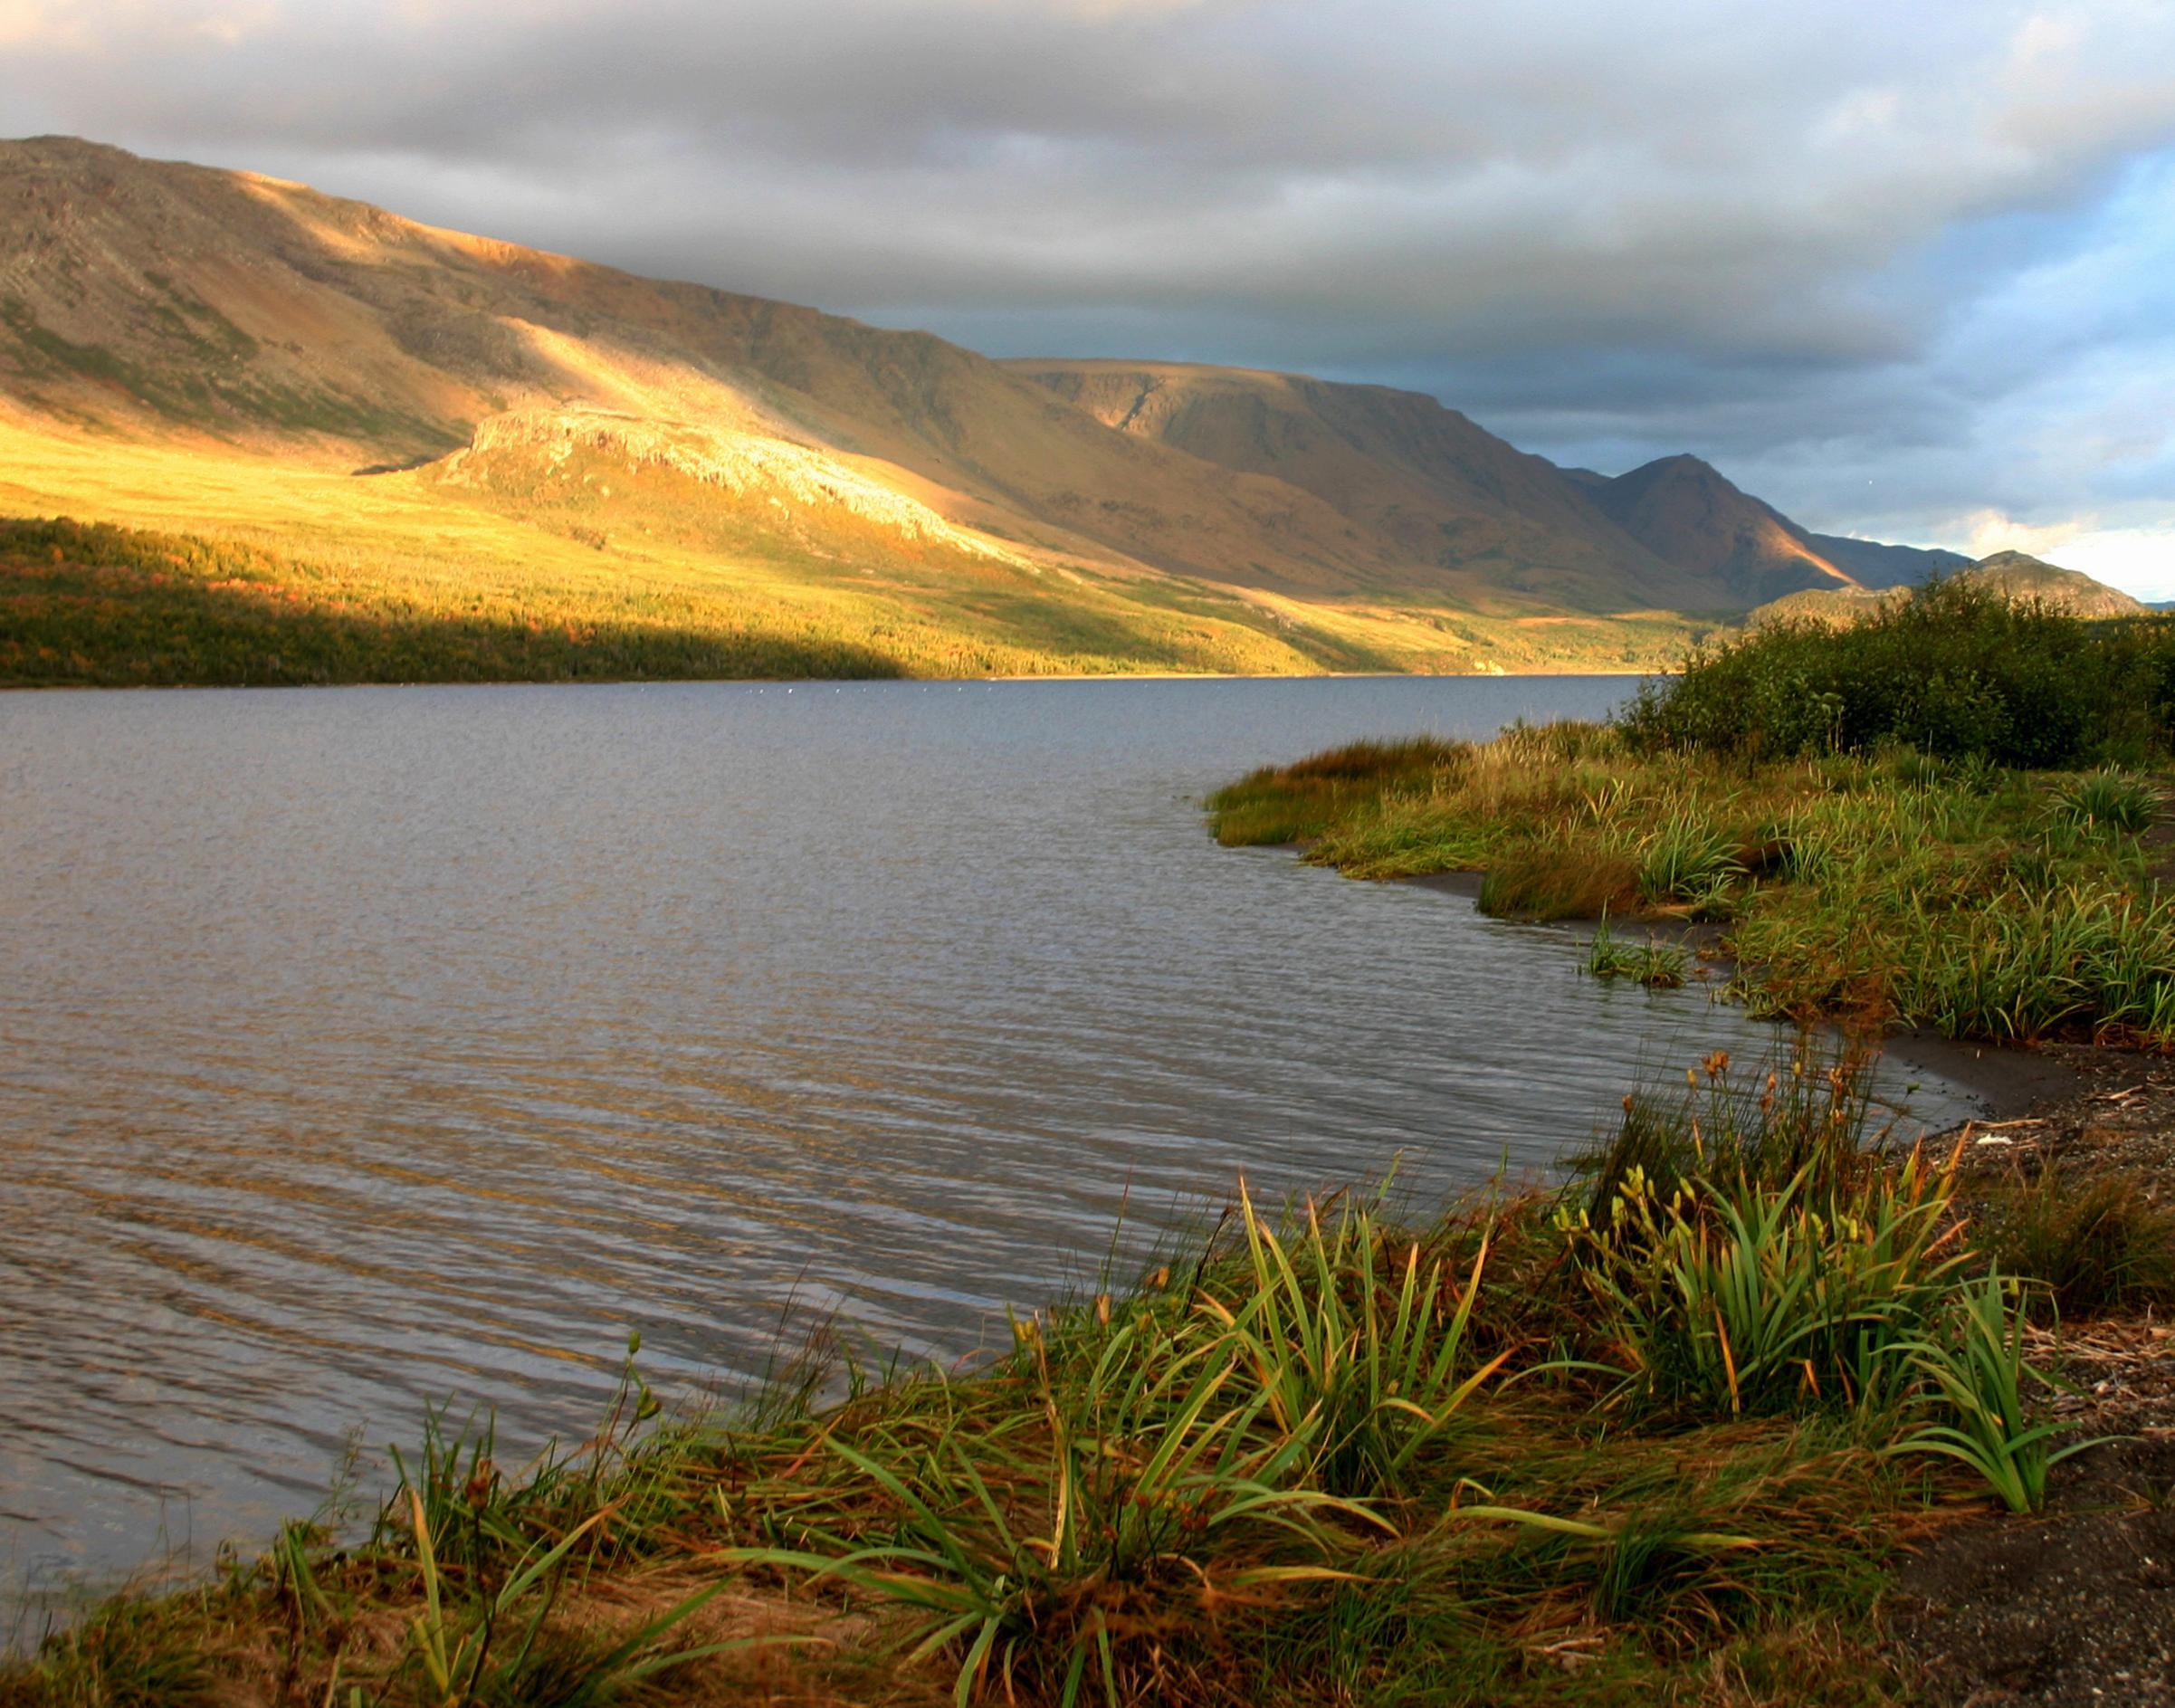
[1214,580,2175,1047]
[11,585,2175,1708]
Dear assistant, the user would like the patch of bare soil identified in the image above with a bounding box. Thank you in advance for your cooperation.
[1889,1047,2175,1706]
[1890,1436,2175,1707]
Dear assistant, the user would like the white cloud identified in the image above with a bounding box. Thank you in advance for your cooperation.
[2051,524,2175,599]
[1959,510,2094,559]
[0,0,273,50]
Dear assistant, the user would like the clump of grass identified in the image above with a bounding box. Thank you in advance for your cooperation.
[1206,738,1467,847]
[1207,1183,1507,1498]
[1585,921,1687,988]
[1571,1044,1886,1219]
[1558,1048,2102,1516]
[1636,812,1743,908]
[2047,768,2161,835]
[1480,830,1641,920]
[1566,1151,1964,1419]
[1892,1273,2111,1514]
[1980,1168,2175,1318]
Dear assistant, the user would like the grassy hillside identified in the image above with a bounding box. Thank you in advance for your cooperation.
[0,422,1713,685]
[1,136,1691,613]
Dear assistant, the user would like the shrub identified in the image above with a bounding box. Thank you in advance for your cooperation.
[1622,577,2175,766]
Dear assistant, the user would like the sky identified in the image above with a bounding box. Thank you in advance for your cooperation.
[5,0,2175,595]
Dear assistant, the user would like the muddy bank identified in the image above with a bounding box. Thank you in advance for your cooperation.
[1884,1047,2175,1707]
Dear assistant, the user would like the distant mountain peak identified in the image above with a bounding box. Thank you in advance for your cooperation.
[1971,549,2059,574]
[1960,550,2142,616]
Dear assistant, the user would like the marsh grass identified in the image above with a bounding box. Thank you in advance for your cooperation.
[1205,738,1468,848]
[1584,921,1686,988]
[1209,730,2173,1046]
[1979,1168,2175,1318]
[1209,584,2175,1047]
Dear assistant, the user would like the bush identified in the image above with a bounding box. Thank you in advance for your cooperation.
[1622,577,2175,766]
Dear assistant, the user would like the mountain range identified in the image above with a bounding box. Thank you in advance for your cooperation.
[0,137,2130,679]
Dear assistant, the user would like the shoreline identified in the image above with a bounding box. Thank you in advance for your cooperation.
[11,1028,2167,1705]
[1399,864,2090,1121]
[0,664,1669,693]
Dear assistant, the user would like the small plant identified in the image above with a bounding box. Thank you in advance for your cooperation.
[1893,1272,2105,1512]
[1586,920,1686,988]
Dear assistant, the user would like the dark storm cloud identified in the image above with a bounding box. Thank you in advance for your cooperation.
[6,0,2175,587]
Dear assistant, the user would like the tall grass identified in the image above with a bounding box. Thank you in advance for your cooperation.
[1210,722,2172,1046]
[1979,1168,2175,1317]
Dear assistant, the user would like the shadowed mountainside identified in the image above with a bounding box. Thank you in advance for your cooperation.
[1579,453,1970,605]
[1004,359,1716,610]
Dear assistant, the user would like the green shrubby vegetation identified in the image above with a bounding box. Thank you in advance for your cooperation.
[1618,577,2175,767]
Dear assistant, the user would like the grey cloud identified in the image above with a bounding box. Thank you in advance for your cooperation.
[7,0,2175,570]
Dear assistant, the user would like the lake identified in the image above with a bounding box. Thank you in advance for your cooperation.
[0,677,1981,1598]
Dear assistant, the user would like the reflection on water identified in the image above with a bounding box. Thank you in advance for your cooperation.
[0,677,1980,1593]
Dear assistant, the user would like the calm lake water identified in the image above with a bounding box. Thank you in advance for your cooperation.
[0,677,1982,1597]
